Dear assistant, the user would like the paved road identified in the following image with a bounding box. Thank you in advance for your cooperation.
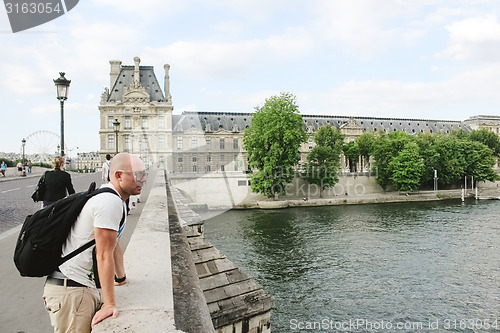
[0,171,156,333]
[0,172,102,233]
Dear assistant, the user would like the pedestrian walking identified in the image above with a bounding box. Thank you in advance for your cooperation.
[42,153,147,332]
[1,161,6,177]
[16,161,23,176]
[102,154,112,184]
[27,160,32,174]
[39,156,75,207]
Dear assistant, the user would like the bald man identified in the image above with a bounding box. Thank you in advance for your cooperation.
[42,153,146,332]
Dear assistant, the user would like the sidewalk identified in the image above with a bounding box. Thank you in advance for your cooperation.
[0,166,45,182]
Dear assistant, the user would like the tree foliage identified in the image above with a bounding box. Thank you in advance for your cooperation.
[368,129,499,191]
[371,131,411,190]
[389,142,424,192]
[342,141,359,172]
[413,133,440,185]
[243,92,307,197]
[469,129,500,157]
[303,126,344,197]
[357,132,375,167]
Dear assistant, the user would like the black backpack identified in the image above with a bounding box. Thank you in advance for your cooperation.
[14,182,120,277]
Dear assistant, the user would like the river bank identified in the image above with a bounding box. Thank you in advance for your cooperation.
[234,188,499,209]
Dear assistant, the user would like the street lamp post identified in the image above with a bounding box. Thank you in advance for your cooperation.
[21,138,26,163]
[54,72,71,157]
[113,118,120,154]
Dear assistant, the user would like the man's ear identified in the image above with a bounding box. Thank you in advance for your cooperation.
[112,170,122,181]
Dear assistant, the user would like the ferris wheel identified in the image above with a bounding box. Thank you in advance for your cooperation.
[22,130,63,163]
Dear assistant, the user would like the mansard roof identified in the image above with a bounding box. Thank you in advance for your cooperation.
[172,111,471,135]
[302,114,469,135]
[108,65,165,103]
[173,111,252,133]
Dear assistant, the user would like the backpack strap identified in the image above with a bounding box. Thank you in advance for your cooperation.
[58,187,126,266]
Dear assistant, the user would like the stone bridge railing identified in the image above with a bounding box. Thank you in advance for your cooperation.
[92,170,192,332]
[92,169,273,333]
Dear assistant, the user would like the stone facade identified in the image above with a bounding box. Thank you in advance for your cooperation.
[74,151,100,171]
[99,57,500,174]
[463,115,500,134]
[99,57,174,170]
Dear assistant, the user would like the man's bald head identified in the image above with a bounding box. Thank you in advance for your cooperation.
[108,153,146,199]
[109,153,144,176]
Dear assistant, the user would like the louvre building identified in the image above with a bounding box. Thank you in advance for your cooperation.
[99,58,500,172]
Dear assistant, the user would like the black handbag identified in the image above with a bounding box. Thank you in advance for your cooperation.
[31,172,47,202]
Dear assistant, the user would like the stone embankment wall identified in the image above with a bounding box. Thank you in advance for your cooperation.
[169,172,384,209]
[168,182,274,333]
[170,173,499,209]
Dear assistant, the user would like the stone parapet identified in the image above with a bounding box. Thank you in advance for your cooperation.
[167,177,216,333]
[170,183,274,333]
[92,171,184,333]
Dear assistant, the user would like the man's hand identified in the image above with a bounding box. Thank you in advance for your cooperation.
[91,304,119,328]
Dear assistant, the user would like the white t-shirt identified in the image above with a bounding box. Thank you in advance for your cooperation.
[102,161,110,183]
[58,183,126,288]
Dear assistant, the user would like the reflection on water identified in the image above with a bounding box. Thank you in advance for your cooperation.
[204,200,500,332]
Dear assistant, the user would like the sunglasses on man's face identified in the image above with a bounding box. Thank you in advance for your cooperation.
[118,170,147,183]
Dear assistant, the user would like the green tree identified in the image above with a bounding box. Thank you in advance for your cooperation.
[414,133,440,186]
[372,131,411,190]
[389,142,424,192]
[434,135,467,185]
[243,92,307,198]
[356,132,375,170]
[462,140,499,182]
[469,129,500,157]
[304,126,344,197]
[342,141,359,172]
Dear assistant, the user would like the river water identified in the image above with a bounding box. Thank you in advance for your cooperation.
[203,199,500,332]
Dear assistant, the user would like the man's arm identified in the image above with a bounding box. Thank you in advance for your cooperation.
[114,241,126,285]
[91,227,119,328]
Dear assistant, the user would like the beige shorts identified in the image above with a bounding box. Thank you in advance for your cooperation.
[43,281,102,333]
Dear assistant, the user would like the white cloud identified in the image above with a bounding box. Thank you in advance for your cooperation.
[231,90,282,109]
[88,0,188,19]
[145,28,315,80]
[438,15,500,62]
[420,7,467,27]
[0,13,144,100]
[30,104,57,116]
[0,63,47,95]
[300,62,500,119]
[311,0,429,57]
[175,104,199,113]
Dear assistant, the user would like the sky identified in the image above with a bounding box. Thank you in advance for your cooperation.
[1,0,500,156]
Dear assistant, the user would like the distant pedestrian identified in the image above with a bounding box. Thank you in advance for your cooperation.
[16,161,23,176]
[102,154,112,184]
[1,161,6,177]
[39,156,75,207]
[27,160,32,174]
